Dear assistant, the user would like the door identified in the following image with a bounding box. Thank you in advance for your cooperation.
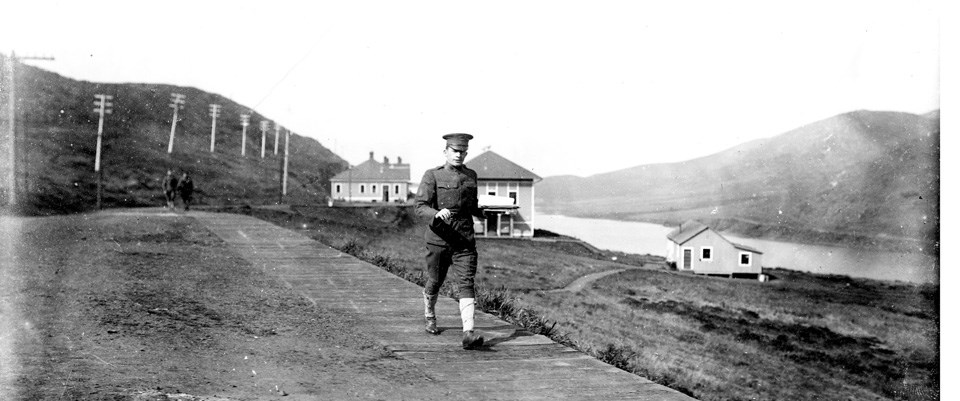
[484,211,499,237]
[500,213,514,236]
[682,248,693,270]
[382,185,389,202]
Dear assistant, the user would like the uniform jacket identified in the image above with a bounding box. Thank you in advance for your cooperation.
[415,164,485,248]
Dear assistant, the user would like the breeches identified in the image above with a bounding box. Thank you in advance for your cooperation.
[424,243,478,299]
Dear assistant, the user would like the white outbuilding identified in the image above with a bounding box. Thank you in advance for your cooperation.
[666,220,763,278]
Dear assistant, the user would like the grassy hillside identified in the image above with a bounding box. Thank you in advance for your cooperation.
[537,110,939,253]
[1,59,348,215]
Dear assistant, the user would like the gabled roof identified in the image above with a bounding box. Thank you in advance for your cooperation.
[666,220,709,245]
[467,151,542,182]
[732,242,763,254]
[330,158,410,182]
[667,219,765,254]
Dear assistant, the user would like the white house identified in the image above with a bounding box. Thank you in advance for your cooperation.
[666,220,763,278]
[467,150,542,238]
[329,152,410,203]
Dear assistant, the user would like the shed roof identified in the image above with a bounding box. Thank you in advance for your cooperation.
[330,158,410,182]
[666,220,709,245]
[667,220,765,254]
[467,151,542,182]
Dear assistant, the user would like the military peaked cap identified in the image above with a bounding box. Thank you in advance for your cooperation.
[443,133,473,150]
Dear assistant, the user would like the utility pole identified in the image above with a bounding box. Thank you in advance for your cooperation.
[93,94,113,210]
[282,130,291,202]
[2,51,53,211]
[167,93,185,153]
[273,123,281,155]
[240,114,250,156]
[259,120,269,159]
[208,104,221,152]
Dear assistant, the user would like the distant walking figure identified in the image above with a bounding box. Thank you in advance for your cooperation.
[177,172,194,211]
[162,170,178,209]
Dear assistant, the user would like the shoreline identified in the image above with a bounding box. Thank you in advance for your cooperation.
[539,211,935,256]
[535,214,938,285]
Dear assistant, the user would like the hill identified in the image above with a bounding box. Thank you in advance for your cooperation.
[1,58,348,214]
[536,110,939,253]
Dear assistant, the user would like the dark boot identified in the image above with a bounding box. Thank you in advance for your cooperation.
[462,330,484,350]
[425,317,440,335]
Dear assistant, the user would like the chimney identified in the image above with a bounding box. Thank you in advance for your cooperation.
[383,156,389,165]
[397,156,402,165]
[369,151,374,161]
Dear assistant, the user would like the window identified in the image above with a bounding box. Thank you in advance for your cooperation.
[701,247,713,261]
[360,185,365,194]
[486,182,498,196]
[394,185,400,194]
[335,184,341,194]
[372,185,377,193]
[739,252,752,266]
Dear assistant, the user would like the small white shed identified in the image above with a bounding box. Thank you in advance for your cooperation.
[665,220,763,277]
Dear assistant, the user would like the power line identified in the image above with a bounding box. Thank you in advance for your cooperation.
[167,93,185,154]
[259,120,270,159]
[209,104,221,152]
[92,94,113,209]
[240,114,250,156]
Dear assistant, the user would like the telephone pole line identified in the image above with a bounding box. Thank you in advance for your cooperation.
[93,94,113,209]
[259,120,270,159]
[273,123,281,155]
[167,93,185,153]
[2,51,53,211]
[282,130,291,203]
[208,104,221,152]
[240,114,250,156]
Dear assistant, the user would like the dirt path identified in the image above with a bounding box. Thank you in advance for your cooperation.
[553,268,637,293]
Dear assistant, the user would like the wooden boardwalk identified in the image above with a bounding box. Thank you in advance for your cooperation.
[191,211,696,400]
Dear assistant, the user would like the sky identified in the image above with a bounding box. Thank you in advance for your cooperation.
[1,1,941,180]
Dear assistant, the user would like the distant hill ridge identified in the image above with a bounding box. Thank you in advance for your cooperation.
[1,59,348,214]
[536,110,939,253]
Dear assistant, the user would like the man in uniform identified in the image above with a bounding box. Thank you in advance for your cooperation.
[415,133,486,350]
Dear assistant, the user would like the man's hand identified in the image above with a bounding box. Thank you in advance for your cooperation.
[435,208,452,223]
